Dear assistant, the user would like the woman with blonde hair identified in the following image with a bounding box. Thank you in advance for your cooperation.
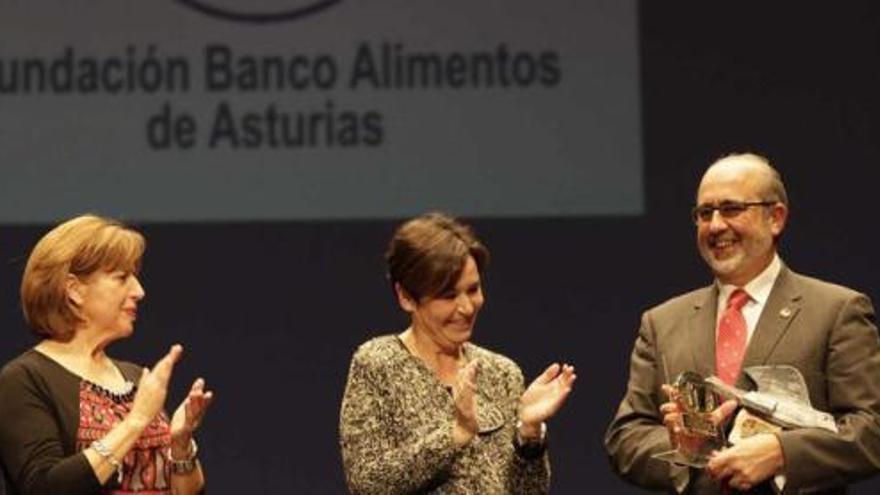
[0,214,213,495]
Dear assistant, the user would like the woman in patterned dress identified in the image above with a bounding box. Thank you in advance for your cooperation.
[0,214,213,495]
[340,212,576,494]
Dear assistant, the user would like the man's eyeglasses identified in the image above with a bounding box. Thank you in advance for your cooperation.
[691,201,776,224]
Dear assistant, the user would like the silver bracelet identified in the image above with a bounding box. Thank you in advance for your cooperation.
[168,439,199,475]
[90,439,123,484]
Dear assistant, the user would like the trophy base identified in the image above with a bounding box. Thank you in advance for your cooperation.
[652,449,710,468]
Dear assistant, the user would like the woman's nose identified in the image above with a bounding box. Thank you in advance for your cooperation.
[130,276,146,300]
[456,294,474,315]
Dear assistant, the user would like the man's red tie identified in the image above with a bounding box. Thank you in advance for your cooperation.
[716,289,750,385]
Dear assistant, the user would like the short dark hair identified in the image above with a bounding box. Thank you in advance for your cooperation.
[385,212,489,301]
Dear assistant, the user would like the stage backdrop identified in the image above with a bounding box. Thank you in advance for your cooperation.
[2,1,880,494]
[0,0,641,222]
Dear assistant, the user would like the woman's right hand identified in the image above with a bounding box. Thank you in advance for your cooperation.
[451,360,479,446]
[128,344,183,428]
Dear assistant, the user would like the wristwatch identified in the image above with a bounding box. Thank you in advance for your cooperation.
[515,420,547,447]
[514,421,547,459]
[169,439,199,475]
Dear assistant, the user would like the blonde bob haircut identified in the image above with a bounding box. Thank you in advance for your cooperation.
[20,214,145,341]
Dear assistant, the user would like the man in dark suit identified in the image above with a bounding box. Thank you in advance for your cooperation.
[605,153,880,493]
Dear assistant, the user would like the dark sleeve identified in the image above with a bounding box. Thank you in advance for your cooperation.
[504,363,551,495]
[779,294,880,490]
[0,361,102,495]
[339,351,459,495]
[604,310,688,492]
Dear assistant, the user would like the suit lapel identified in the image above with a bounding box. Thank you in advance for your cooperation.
[741,266,802,370]
[688,285,719,378]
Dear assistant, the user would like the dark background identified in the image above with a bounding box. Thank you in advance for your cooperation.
[2,2,880,493]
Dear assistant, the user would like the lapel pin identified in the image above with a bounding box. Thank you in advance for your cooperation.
[779,307,792,318]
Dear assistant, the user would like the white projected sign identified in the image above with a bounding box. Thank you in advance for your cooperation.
[0,0,642,222]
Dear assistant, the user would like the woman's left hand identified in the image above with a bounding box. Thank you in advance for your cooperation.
[519,363,576,426]
[170,378,214,452]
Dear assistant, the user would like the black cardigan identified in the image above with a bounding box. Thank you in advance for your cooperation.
[0,350,142,495]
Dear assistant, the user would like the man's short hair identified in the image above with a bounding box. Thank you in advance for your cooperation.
[709,152,789,207]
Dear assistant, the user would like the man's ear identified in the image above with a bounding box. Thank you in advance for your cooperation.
[394,283,417,313]
[66,274,85,307]
[769,202,788,237]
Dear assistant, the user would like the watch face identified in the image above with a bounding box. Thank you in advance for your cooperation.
[170,458,197,475]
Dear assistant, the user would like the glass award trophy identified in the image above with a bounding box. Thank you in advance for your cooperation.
[652,371,727,468]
